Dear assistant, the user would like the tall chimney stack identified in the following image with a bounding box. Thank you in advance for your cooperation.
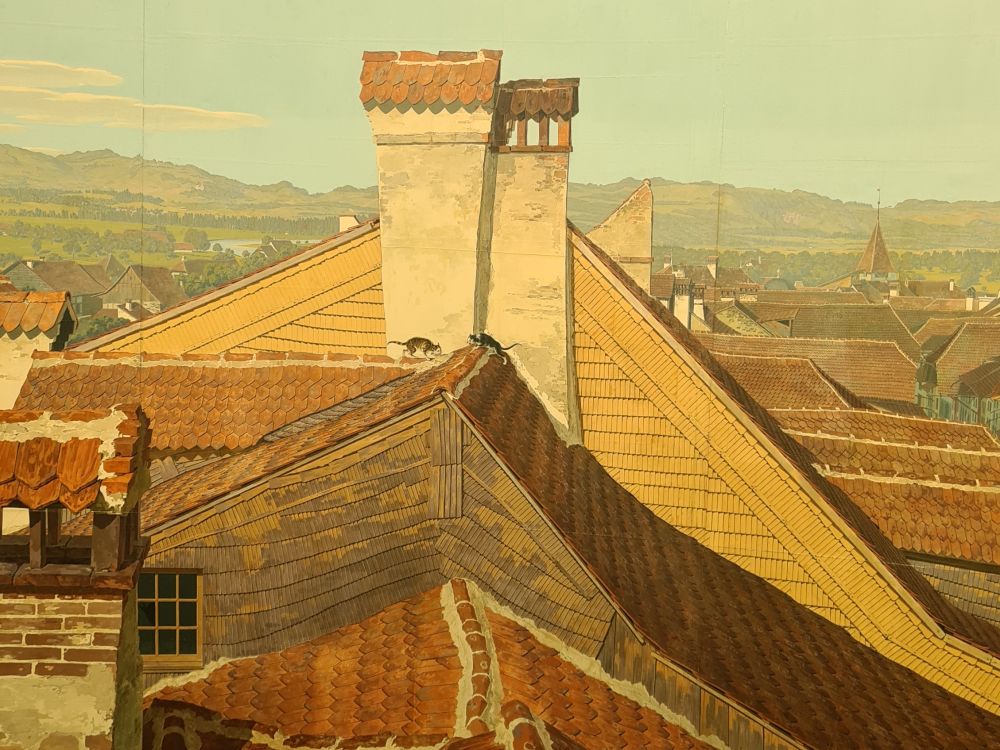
[360,50,502,353]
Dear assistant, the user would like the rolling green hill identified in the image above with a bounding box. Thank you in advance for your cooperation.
[3,144,999,254]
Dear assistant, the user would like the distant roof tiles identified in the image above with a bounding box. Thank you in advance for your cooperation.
[359,50,502,109]
[713,352,867,410]
[0,406,145,513]
[855,221,894,275]
[697,333,918,403]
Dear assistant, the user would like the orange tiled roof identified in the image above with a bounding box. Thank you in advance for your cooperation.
[778,409,1000,565]
[713,352,867,410]
[145,581,707,750]
[697,332,917,403]
[830,476,1000,565]
[928,320,1000,395]
[0,406,145,512]
[855,221,895,275]
[15,351,421,452]
[0,290,72,335]
[359,50,501,109]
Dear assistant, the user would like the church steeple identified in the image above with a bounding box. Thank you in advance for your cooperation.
[855,190,895,278]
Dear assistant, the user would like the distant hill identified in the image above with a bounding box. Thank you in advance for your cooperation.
[2,144,1000,253]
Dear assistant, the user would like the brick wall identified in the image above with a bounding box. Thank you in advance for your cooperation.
[0,591,136,750]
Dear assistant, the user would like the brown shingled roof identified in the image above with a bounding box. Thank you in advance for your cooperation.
[0,406,145,512]
[927,321,1000,395]
[781,304,922,361]
[0,291,73,335]
[359,50,501,109]
[145,581,706,750]
[15,351,420,453]
[697,333,918,403]
[855,221,895,275]
[713,352,867,410]
[454,355,1000,749]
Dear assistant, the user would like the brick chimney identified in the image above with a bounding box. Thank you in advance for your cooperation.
[360,52,583,441]
[0,406,149,750]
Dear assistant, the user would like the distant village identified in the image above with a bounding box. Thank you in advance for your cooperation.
[1,49,999,750]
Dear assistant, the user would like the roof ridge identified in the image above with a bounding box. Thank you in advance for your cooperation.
[31,349,427,369]
[786,428,1000,458]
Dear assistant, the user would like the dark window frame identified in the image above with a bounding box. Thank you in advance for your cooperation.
[137,569,202,672]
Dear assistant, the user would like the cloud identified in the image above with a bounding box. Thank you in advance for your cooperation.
[0,59,122,88]
[0,86,267,132]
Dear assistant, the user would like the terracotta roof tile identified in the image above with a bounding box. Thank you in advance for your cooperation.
[698,332,917,403]
[360,50,501,110]
[713,352,867,409]
[0,291,72,335]
[453,357,1000,748]
[144,582,708,750]
[855,221,895,275]
[927,321,1000,395]
[0,406,145,512]
[14,351,420,453]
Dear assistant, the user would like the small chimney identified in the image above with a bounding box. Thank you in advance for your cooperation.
[339,215,360,233]
[707,255,719,279]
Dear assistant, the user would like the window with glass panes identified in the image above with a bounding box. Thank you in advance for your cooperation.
[137,571,200,667]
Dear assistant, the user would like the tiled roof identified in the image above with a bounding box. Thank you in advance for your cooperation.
[0,275,15,292]
[713,352,867,410]
[697,333,918,403]
[753,289,868,306]
[145,581,707,749]
[119,264,187,308]
[134,348,484,530]
[773,409,1000,451]
[907,279,965,298]
[778,409,1000,565]
[72,221,382,355]
[571,227,1000,655]
[0,291,73,335]
[649,269,675,298]
[927,321,1000,394]
[359,50,501,109]
[830,476,1000,566]
[454,356,1000,748]
[0,405,145,513]
[958,357,1000,398]
[786,304,922,361]
[912,315,995,344]
[15,351,419,453]
[22,260,107,296]
[855,221,894,274]
[496,78,580,119]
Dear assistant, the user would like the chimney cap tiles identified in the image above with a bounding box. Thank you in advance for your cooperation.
[359,49,502,110]
[498,78,580,120]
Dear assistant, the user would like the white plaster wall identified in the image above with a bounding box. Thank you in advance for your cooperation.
[367,103,494,140]
[373,141,490,352]
[0,331,55,410]
[486,152,575,437]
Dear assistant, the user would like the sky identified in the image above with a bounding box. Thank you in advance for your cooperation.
[1,1,1000,204]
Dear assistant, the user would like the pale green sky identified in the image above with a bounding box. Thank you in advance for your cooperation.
[1,1,999,203]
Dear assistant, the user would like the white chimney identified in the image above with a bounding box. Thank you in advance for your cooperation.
[707,255,719,279]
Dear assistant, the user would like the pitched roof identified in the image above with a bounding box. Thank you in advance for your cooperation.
[585,179,653,263]
[121,264,187,308]
[138,351,1000,747]
[0,275,15,292]
[133,348,483,530]
[958,357,1000,398]
[777,409,1000,566]
[22,260,107,296]
[753,289,869,306]
[912,315,997,345]
[696,333,918,403]
[79,263,113,289]
[14,351,420,453]
[570,227,1000,655]
[907,279,965,298]
[454,356,1000,749]
[0,405,145,513]
[0,291,74,335]
[146,581,707,750]
[855,220,894,275]
[786,304,922,361]
[712,352,867,410]
[927,321,1000,394]
[72,221,382,354]
[359,50,501,109]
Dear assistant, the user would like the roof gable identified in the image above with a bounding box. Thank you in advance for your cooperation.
[585,179,653,263]
[73,221,384,354]
[0,291,75,336]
